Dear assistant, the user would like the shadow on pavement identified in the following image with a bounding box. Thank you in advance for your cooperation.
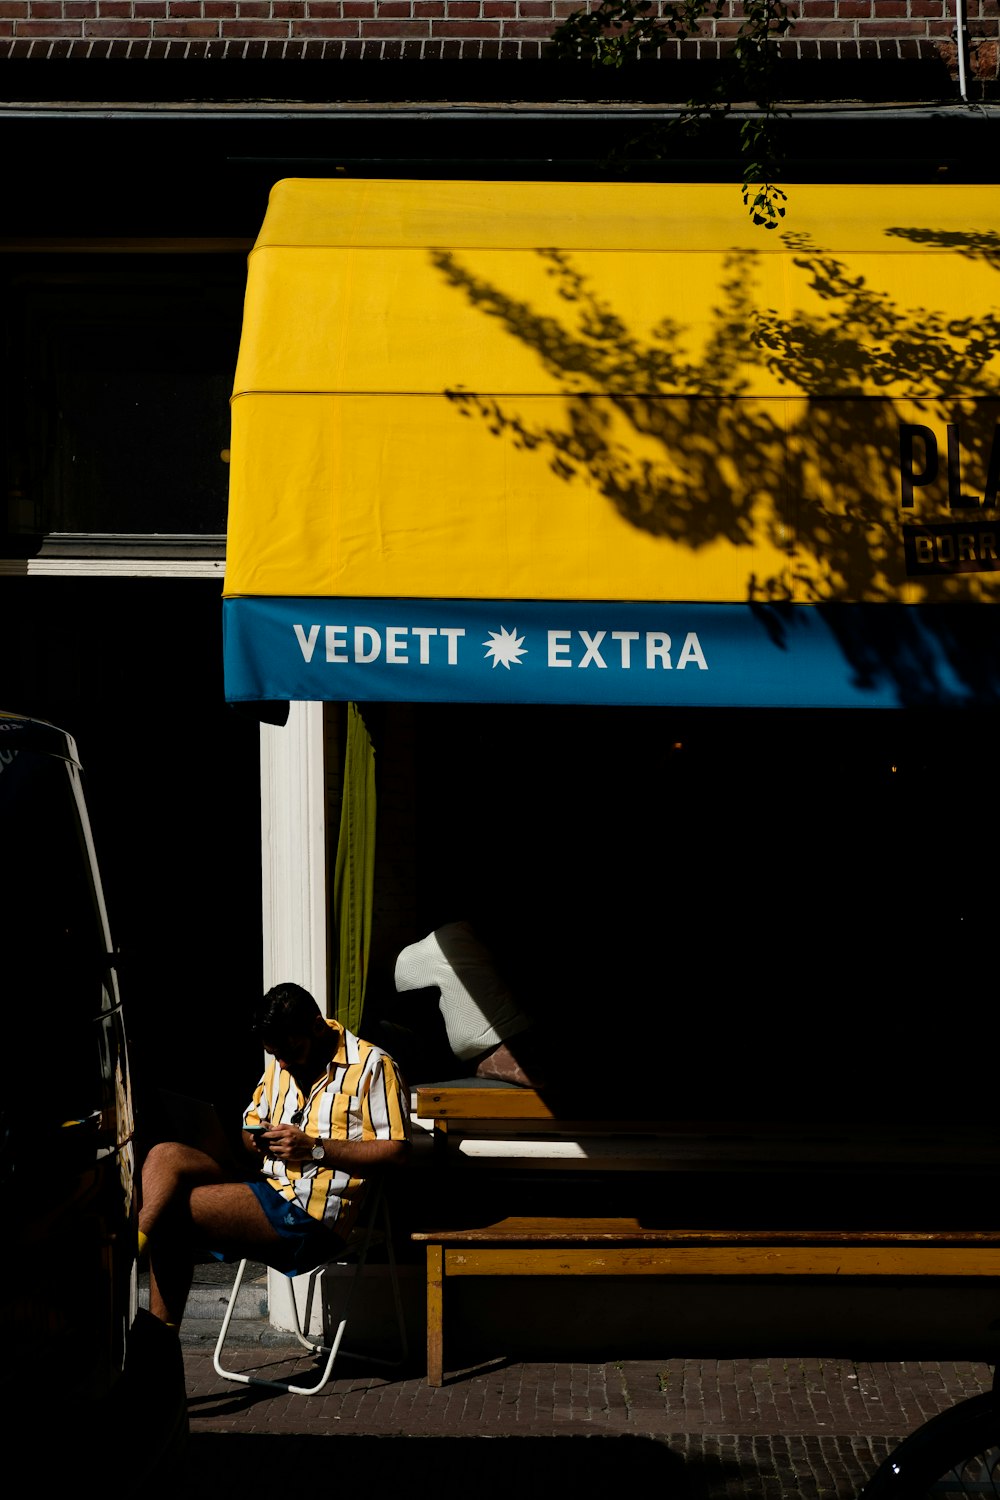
[181,1432,692,1496]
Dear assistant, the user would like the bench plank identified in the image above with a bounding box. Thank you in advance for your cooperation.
[417,1087,561,1121]
[413,1220,1000,1246]
[439,1245,1000,1277]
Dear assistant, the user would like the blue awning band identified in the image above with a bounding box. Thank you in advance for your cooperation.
[223,598,999,709]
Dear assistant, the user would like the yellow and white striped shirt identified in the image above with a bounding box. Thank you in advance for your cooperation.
[244,1020,409,1233]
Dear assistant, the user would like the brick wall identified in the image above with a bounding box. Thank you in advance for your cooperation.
[3,0,998,69]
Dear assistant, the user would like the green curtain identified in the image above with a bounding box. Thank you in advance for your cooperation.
[332,702,376,1035]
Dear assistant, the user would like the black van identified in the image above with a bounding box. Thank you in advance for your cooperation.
[0,712,187,1477]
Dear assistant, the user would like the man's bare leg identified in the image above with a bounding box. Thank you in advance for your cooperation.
[147,1178,286,1327]
[140,1139,233,1243]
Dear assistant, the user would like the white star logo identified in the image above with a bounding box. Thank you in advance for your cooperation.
[483,625,527,670]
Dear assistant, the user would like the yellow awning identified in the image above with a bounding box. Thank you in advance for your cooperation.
[225,178,1000,610]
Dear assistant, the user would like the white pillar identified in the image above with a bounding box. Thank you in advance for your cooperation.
[259,700,331,1332]
[259,699,329,1007]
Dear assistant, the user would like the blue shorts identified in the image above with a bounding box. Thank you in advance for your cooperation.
[233,1179,342,1274]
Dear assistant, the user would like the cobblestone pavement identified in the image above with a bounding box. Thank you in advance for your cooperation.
[179,1348,995,1498]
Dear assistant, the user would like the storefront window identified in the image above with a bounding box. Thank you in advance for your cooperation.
[385,699,998,1123]
[2,252,245,547]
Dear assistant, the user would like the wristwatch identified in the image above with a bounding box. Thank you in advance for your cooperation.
[310,1141,325,1162]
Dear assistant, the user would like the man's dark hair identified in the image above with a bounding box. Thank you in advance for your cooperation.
[253,982,323,1044]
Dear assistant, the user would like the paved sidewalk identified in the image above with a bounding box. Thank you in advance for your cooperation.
[179,1344,994,1498]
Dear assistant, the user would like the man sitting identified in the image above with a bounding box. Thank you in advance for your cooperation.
[139,982,410,1330]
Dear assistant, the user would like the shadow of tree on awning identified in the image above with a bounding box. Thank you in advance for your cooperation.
[431,226,1000,704]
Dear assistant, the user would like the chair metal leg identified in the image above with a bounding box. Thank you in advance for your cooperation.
[212,1185,407,1395]
[212,1257,254,1384]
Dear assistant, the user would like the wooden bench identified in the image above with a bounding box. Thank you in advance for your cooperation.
[412,1218,1000,1386]
[411,1084,1000,1386]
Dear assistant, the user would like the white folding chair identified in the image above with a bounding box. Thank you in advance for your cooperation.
[212,1180,408,1395]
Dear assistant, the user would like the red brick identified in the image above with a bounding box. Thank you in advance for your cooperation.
[219,15,287,27]
[495,14,547,29]
[62,1,98,14]
[83,16,151,28]
[836,1,871,16]
[857,17,928,31]
[376,0,413,13]
[152,17,220,29]
[96,3,134,16]
[202,2,236,13]
[356,14,428,28]
[340,1,374,13]
[0,4,29,17]
[429,15,490,28]
[289,15,359,28]
[168,2,205,15]
[16,16,83,28]
[516,1,552,13]
[446,1,481,13]
[271,1,304,15]
[236,1,273,14]
[792,18,863,33]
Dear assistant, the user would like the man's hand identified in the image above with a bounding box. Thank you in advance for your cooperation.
[261,1122,317,1163]
[243,1127,271,1158]
[244,1124,407,1173]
